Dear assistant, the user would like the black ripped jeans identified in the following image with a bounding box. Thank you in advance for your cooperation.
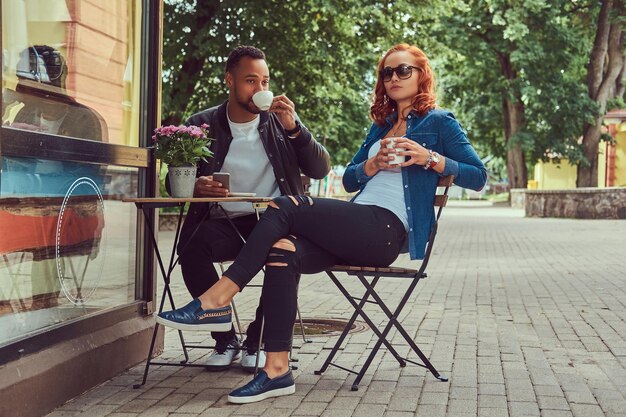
[224,196,407,351]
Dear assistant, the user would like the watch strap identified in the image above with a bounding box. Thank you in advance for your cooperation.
[429,151,440,169]
[285,120,301,136]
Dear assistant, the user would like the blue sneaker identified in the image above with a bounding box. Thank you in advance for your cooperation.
[228,370,295,404]
[156,299,232,331]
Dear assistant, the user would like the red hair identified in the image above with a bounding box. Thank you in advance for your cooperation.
[370,44,436,125]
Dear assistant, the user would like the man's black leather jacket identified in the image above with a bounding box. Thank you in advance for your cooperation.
[180,100,331,235]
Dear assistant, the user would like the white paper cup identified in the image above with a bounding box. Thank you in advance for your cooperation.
[252,91,274,111]
[385,137,406,165]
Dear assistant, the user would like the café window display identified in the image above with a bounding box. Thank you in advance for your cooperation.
[0,0,147,347]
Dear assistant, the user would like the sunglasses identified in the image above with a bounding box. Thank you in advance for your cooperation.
[380,64,418,82]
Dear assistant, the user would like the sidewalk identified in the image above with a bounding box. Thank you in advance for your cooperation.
[47,204,626,417]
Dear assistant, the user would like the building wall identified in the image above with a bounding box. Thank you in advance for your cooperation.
[533,123,625,189]
[533,160,577,190]
[614,128,626,186]
[598,141,608,188]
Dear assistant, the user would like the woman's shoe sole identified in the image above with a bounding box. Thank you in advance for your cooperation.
[155,316,232,331]
[227,385,296,404]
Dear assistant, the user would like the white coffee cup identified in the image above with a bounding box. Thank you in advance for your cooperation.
[252,91,274,111]
[386,137,407,165]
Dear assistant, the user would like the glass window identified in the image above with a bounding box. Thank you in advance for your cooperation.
[0,158,139,345]
[1,0,142,146]
[0,0,146,346]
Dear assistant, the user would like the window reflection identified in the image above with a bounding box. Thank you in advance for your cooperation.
[3,46,108,141]
[0,162,139,345]
[0,0,144,346]
[2,0,141,146]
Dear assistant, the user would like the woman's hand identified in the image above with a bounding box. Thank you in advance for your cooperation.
[394,138,447,173]
[193,176,229,197]
[364,138,397,176]
[393,138,430,167]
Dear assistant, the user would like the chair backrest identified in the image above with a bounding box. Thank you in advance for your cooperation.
[417,175,454,275]
[434,175,453,213]
[328,175,454,275]
[300,174,311,196]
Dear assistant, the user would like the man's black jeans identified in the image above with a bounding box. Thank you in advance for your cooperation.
[178,213,263,347]
[224,196,407,351]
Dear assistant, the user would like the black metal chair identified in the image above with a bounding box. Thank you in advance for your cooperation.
[315,175,454,391]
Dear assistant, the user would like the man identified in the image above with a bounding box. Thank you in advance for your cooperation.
[5,45,107,141]
[172,46,330,371]
[1,45,107,311]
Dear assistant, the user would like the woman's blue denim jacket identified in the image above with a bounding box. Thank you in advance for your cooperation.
[343,109,487,260]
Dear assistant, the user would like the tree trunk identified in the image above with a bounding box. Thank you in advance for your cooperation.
[503,98,528,189]
[578,0,625,187]
[498,52,528,189]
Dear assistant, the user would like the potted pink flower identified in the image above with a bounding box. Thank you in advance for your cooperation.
[152,124,214,197]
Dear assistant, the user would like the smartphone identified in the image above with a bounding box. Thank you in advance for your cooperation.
[212,172,230,190]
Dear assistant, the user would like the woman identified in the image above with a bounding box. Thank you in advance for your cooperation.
[157,43,487,404]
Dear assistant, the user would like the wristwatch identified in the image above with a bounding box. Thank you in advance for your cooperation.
[424,150,441,170]
[285,120,302,138]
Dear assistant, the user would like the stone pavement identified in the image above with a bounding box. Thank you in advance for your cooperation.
[47,203,626,417]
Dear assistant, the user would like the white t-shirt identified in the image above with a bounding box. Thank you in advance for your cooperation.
[34,114,67,173]
[353,140,409,230]
[39,113,66,134]
[219,113,280,216]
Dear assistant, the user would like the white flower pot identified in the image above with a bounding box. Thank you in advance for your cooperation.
[168,165,197,198]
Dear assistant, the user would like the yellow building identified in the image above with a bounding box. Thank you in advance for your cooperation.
[532,110,626,189]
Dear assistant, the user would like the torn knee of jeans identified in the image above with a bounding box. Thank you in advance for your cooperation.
[266,262,289,267]
[268,201,279,209]
[272,238,296,252]
[266,237,296,267]
[288,195,299,206]
[266,250,290,268]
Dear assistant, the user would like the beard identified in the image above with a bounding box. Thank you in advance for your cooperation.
[233,87,261,114]
[239,98,260,114]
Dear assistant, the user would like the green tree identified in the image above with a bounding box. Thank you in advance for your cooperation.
[162,0,427,165]
[577,0,625,187]
[431,0,598,189]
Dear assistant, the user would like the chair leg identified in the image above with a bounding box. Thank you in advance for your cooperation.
[254,315,265,378]
[314,307,360,376]
[320,272,410,390]
[296,303,311,344]
[294,283,311,344]
[288,308,302,368]
[133,323,161,389]
[357,274,447,382]
[231,299,244,340]
[315,273,382,375]
[219,262,243,340]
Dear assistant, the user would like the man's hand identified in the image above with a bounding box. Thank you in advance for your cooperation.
[193,175,229,197]
[9,122,48,132]
[269,94,297,132]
